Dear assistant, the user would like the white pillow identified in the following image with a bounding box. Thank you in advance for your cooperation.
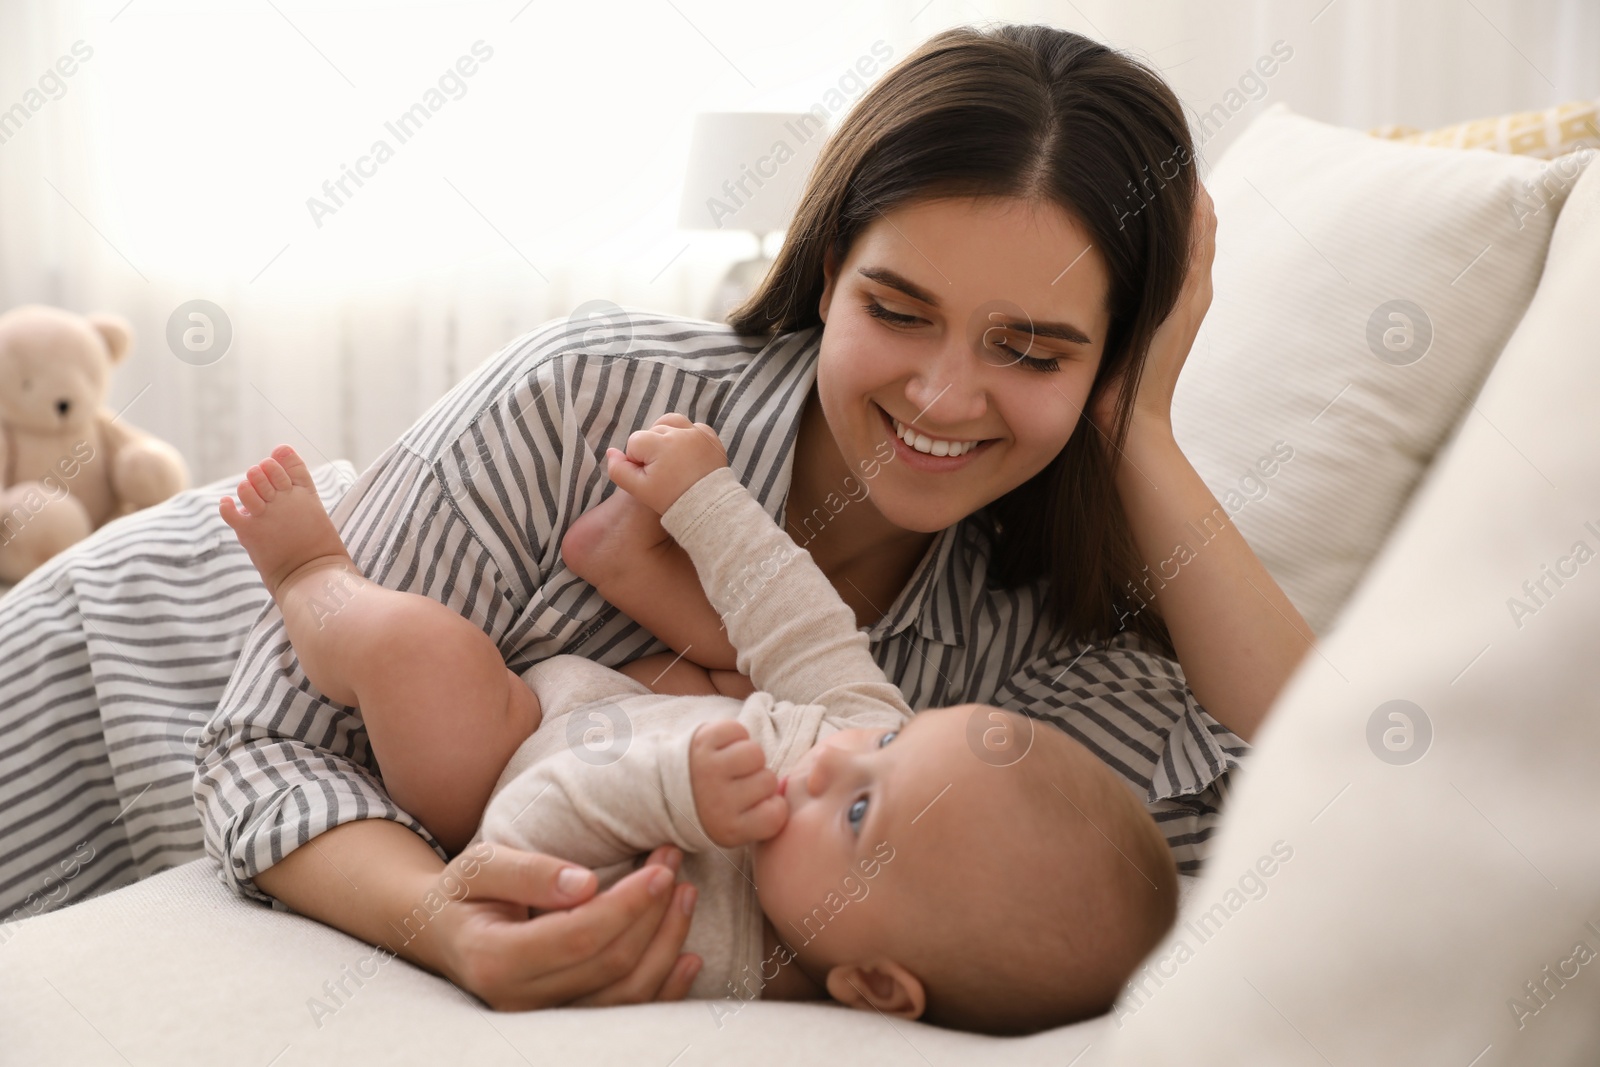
[1172,103,1590,634]
[1105,134,1600,1064]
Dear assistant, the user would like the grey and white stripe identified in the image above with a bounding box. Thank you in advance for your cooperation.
[0,459,354,922]
[0,310,1243,924]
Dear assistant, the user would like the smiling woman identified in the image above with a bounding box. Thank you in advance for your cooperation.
[730,28,1201,661]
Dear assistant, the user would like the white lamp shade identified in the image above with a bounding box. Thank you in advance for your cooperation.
[677,112,827,235]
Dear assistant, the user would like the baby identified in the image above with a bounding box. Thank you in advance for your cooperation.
[219,419,1178,1035]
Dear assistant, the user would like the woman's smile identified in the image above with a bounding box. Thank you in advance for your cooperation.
[875,401,998,471]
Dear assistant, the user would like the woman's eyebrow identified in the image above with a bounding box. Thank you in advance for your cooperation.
[856,265,1093,345]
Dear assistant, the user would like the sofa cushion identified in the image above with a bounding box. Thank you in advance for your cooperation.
[1172,103,1588,633]
[1104,133,1600,1065]
[0,860,1110,1064]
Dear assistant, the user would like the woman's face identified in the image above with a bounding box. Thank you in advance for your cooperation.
[815,195,1111,534]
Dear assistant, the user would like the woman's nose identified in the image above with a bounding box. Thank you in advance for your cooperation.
[905,336,987,426]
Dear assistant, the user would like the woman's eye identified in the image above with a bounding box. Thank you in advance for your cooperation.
[848,796,869,832]
[1009,350,1061,373]
[985,328,1063,373]
[861,300,920,326]
[866,300,1061,373]
[878,730,897,747]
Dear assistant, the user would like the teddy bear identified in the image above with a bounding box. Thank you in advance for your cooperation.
[0,304,190,584]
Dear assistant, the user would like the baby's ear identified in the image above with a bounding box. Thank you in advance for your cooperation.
[824,959,925,1020]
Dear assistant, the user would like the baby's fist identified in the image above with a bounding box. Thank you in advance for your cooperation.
[604,413,728,516]
[689,719,786,848]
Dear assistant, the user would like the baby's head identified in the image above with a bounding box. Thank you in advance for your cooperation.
[752,703,1178,1034]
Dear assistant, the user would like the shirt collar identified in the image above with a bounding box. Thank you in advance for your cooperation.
[718,325,971,649]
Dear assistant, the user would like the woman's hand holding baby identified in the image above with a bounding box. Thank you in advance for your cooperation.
[689,719,787,848]
[603,413,729,516]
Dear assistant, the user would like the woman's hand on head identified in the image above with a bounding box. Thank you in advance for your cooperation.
[1090,182,1216,438]
[431,841,701,1010]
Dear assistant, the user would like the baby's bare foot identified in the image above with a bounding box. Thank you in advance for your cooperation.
[219,445,353,599]
[562,486,673,580]
[596,486,673,546]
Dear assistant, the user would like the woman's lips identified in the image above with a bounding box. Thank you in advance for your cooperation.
[875,402,996,469]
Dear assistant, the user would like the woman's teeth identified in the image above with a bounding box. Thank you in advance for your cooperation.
[891,414,981,457]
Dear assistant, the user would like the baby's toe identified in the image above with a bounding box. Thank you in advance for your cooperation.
[260,458,293,492]
[269,445,316,488]
[246,466,277,502]
[237,479,265,514]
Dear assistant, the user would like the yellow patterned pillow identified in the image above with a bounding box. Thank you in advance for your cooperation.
[1370,99,1598,159]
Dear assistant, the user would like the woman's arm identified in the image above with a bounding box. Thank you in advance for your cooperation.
[1093,184,1314,743]
[1110,423,1313,742]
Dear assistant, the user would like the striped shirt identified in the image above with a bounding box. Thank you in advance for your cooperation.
[195,311,1246,902]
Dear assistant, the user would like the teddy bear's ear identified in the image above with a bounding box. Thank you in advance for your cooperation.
[87,312,134,364]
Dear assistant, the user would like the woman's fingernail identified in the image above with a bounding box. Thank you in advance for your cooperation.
[649,866,673,896]
[664,846,682,872]
[684,955,702,980]
[557,867,589,896]
[680,884,697,916]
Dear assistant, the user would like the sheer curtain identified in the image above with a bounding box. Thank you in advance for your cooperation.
[1,0,1594,481]
[0,0,923,479]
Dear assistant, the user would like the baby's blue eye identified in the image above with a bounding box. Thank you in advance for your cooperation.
[879,730,897,747]
[848,796,869,832]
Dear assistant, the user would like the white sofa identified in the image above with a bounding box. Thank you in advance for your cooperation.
[3,108,1599,1064]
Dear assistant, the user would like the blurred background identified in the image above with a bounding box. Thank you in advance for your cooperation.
[0,0,1595,482]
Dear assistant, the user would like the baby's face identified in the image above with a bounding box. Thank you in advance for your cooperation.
[751,704,988,971]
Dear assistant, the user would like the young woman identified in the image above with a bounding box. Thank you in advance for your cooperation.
[0,24,1312,1010]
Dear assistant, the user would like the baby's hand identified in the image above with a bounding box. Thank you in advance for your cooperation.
[689,719,787,849]
[604,413,728,517]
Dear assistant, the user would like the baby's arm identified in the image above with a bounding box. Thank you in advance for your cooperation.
[604,414,911,723]
[562,488,739,671]
[658,478,912,723]
[601,422,915,729]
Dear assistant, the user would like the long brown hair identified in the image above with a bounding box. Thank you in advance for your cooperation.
[727,24,1196,658]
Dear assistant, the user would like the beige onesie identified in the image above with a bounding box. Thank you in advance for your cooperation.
[478,466,915,1002]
